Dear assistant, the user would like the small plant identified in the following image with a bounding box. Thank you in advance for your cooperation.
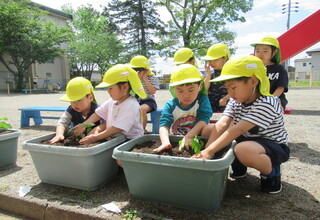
[179,135,204,154]
[0,117,12,129]
[122,210,138,220]
[79,190,91,201]
[67,122,96,141]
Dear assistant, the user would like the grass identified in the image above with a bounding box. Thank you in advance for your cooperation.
[289,80,320,87]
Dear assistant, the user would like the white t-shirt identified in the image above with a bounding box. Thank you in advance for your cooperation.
[95,96,144,139]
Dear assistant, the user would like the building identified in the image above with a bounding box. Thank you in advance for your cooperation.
[0,2,72,91]
[294,48,320,81]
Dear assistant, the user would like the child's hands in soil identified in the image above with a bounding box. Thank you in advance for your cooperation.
[192,149,214,160]
[153,143,172,153]
[79,134,98,145]
[178,136,192,151]
[50,134,64,143]
[72,124,86,137]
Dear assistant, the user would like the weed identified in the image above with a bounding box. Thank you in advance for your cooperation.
[122,210,138,220]
[79,191,91,201]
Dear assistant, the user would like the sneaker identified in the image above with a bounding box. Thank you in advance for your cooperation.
[260,175,282,194]
[230,157,247,179]
[230,170,247,179]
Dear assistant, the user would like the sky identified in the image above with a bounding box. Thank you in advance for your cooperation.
[32,0,320,73]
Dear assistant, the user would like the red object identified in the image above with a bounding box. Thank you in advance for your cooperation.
[278,9,320,63]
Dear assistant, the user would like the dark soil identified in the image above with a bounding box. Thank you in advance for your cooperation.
[0,130,14,135]
[131,140,228,159]
[40,136,110,148]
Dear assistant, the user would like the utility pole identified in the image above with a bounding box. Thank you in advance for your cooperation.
[282,0,299,70]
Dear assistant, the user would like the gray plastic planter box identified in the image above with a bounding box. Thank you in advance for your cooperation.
[23,133,126,191]
[0,129,22,169]
[113,135,235,213]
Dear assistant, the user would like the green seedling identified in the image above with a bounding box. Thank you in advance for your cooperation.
[0,117,12,129]
[67,122,96,141]
[79,191,91,201]
[179,135,204,154]
[122,210,138,220]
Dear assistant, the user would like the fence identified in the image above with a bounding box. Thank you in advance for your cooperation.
[288,71,320,87]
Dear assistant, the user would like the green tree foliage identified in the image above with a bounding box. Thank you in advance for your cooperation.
[0,0,71,91]
[63,5,124,80]
[156,0,253,56]
[105,0,166,58]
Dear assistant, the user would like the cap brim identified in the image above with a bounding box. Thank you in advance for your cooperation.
[250,42,275,47]
[170,78,201,87]
[210,75,243,82]
[201,55,220,61]
[95,82,114,88]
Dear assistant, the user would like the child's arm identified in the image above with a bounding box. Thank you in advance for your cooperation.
[204,63,211,93]
[219,94,231,107]
[79,125,121,144]
[142,72,157,95]
[179,121,207,151]
[153,126,171,152]
[50,125,66,143]
[193,119,255,159]
[72,113,101,137]
[272,86,285,98]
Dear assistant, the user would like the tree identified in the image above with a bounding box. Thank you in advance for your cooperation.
[156,0,253,56]
[63,5,124,80]
[0,0,71,91]
[105,0,166,58]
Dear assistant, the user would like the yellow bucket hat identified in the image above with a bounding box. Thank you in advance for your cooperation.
[129,55,155,76]
[250,35,281,64]
[96,64,147,99]
[173,48,198,67]
[169,64,206,97]
[211,55,271,96]
[202,43,230,61]
[60,77,97,103]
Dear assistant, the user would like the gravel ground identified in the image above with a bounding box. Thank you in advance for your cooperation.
[0,88,319,220]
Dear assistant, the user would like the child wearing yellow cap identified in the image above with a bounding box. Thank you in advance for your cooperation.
[129,55,160,133]
[251,35,289,110]
[50,77,100,143]
[193,55,290,194]
[173,47,198,67]
[154,64,212,153]
[77,64,147,144]
[202,43,231,112]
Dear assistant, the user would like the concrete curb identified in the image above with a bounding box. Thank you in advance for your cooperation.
[0,193,109,220]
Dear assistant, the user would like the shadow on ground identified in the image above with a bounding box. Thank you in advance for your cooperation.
[289,142,320,166]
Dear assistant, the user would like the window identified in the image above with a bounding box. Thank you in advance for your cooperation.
[303,63,306,67]
[46,73,52,78]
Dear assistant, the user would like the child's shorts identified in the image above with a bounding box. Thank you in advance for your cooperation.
[236,136,290,166]
[138,98,157,112]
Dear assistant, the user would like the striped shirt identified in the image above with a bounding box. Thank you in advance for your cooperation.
[138,75,160,100]
[223,96,288,145]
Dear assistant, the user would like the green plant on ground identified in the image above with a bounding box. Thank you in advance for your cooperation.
[122,210,138,220]
[79,191,91,201]
[0,118,12,129]
[179,135,204,154]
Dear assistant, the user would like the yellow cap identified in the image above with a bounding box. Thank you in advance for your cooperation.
[211,55,271,96]
[169,64,206,97]
[60,77,97,103]
[173,48,198,67]
[129,55,155,76]
[202,43,230,61]
[96,64,147,99]
[251,35,281,64]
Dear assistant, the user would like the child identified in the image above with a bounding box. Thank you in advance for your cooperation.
[154,64,213,152]
[251,35,289,109]
[50,77,99,143]
[193,55,290,194]
[202,43,231,112]
[173,47,198,67]
[129,55,159,133]
[78,64,146,145]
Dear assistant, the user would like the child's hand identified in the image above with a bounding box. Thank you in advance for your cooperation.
[79,134,98,145]
[153,143,172,153]
[191,149,214,160]
[72,124,86,137]
[178,136,192,151]
[204,62,211,74]
[50,134,64,143]
[219,98,227,107]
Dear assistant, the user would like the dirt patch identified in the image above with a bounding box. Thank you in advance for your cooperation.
[40,136,112,148]
[131,140,227,159]
[0,130,14,135]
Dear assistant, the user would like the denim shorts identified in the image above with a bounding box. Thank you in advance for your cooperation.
[138,98,157,113]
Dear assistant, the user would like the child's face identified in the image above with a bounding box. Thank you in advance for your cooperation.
[224,78,258,104]
[254,45,276,64]
[70,94,93,114]
[173,83,200,108]
[208,57,227,70]
[107,83,128,102]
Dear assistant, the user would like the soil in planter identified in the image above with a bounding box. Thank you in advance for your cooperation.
[131,140,228,159]
[40,136,113,148]
[0,130,14,135]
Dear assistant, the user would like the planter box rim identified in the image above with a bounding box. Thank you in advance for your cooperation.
[0,129,22,141]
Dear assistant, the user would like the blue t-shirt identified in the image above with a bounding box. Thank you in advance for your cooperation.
[159,94,212,135]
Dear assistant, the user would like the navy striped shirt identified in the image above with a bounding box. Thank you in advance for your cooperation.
[223,96,288,145]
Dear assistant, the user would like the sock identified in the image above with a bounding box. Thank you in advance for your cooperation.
[274,165,281,177]
[261,167,275,178]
